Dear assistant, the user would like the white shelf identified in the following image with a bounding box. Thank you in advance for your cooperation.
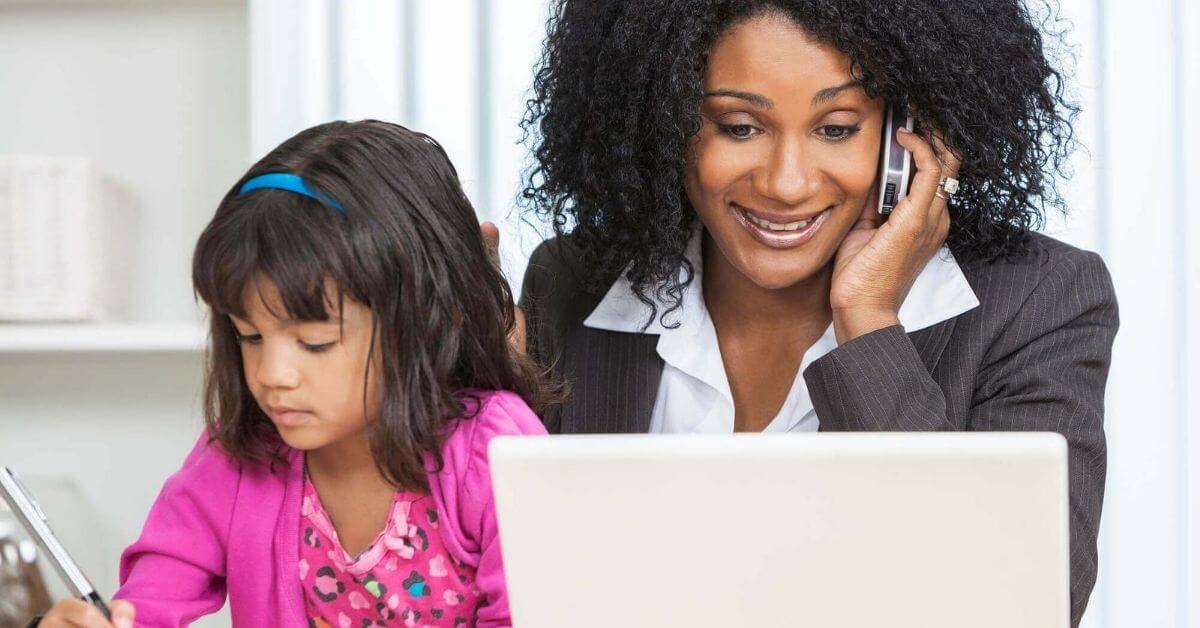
[0,323,206,353]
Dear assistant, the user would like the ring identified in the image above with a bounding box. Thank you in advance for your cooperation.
[935,190,949,200]
[938,176,960,196]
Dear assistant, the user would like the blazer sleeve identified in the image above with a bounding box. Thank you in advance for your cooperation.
[114,434,237,627]
[803,249,1118,628]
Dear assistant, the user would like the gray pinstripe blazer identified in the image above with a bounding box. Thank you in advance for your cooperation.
[519,231,1117,627]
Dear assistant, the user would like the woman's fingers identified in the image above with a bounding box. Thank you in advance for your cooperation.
[894,127,942,226]
[854,175,883,231]
[930,131,962,177]
[480,220,501,267]
[512,306,527,355]
[480,220,528,355]
[928,132,959,238]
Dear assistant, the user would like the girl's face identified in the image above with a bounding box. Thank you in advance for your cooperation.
[230,276,380,453]
[686,13,885,290]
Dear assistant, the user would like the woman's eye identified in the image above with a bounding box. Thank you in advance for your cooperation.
[717,123,761,140]
[300,341,337,354]
[234,332,262,345]
[817,124,861,141]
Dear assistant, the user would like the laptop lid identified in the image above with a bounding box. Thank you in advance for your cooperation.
[490,433,1069,628]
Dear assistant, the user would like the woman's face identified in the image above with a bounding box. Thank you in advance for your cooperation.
[686,12,885,290]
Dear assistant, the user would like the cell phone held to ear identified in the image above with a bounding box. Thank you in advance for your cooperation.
[877,103,915,216]
[0,467,112,622]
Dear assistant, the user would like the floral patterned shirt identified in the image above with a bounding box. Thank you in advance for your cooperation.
[299,472,484,627]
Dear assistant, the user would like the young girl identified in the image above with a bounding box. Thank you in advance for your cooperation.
[37,121,550,628]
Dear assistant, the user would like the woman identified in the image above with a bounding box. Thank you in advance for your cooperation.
[514,1,1116,626]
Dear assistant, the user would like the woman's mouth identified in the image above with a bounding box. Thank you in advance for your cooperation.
[732,203,829,249]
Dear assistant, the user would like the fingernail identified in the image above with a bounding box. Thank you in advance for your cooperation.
[116,619,133,628]
[897,127,911,134]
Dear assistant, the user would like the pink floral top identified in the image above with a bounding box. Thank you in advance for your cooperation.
[299,472,484,627]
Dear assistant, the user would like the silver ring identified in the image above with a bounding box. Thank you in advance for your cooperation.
[935,190,949,200]
[938,176,960,196]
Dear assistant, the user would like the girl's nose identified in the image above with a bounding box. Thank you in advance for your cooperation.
[255,347,301,390]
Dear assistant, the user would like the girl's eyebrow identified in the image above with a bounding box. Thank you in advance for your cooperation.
[280,316,343,327]
[230,314,342,328]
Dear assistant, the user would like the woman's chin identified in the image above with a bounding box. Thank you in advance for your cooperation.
[726,246,834,292]
[736,261,827,292]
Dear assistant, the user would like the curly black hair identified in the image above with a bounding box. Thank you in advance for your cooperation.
[521,0,1078,320]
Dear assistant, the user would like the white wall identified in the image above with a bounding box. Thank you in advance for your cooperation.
[1065,0,1200,626]
[249,0,553,295]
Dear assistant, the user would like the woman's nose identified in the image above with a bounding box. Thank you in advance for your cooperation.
[754,136,818,206]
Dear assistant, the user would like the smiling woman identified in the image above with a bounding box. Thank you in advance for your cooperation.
[517,2,1116,627]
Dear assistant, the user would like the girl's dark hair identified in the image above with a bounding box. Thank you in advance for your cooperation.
[193,120,549,491]
[521,0,1077,321]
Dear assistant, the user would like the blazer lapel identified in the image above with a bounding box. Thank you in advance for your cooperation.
[556,326,663,434]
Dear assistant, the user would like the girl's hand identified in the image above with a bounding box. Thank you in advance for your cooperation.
[37,599,134,628]
[829,128,961,344]
[480,221,527,354]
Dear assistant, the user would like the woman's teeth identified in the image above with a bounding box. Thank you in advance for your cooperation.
[745,212,815,231]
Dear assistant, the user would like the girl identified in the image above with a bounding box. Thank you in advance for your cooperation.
[38,120,549,627]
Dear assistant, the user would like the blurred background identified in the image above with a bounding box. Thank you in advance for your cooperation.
[0,1,1195,627]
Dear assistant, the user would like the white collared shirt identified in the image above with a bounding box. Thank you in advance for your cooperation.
[582,229,981,433]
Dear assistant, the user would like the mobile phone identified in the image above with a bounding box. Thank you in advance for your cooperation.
[0,467,112,620]
[877,103,915,216]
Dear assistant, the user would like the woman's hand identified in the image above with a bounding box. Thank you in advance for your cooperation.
[481,221,527,354]
[37,599,134,628]
[830,128,960,344]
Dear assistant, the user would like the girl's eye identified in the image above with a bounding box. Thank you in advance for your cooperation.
[817,124,861,141]
[300,341,337,354]
[234,332,262,345]
[717,123,761,140]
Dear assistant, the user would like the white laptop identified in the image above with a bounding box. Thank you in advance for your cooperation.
[489,433,1069,628]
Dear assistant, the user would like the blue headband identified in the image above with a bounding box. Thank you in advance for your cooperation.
[237,173,346,214]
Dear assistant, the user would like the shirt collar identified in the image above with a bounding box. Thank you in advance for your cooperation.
[583,228,980,334]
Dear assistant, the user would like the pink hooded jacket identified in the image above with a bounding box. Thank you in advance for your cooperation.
[114,390,545,627]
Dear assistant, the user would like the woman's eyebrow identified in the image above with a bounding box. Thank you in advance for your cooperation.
[704,80,864,109]
[811,79,863,105]
[704,89,773,109]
